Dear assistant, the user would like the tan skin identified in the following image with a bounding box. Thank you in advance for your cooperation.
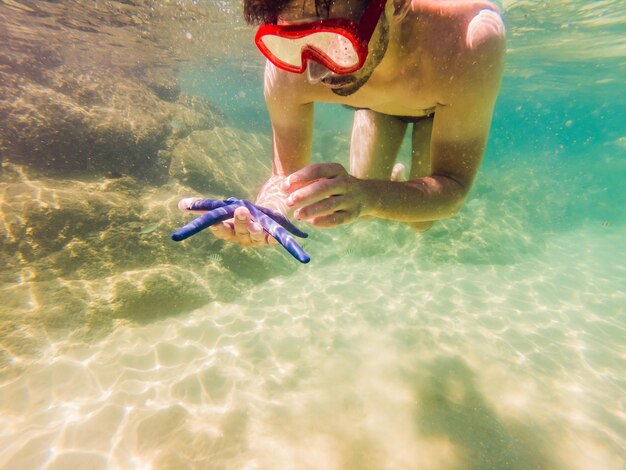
[182,0,505,246]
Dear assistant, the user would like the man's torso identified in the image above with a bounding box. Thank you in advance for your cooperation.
[278,0,504,118]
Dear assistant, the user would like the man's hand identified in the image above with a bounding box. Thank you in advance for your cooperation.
[212,205,280,247]
[281,163,368,228]
[178,198,277,247]
[175,197,310,262]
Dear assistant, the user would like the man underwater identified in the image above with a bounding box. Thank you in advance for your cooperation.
[180,0,505,247]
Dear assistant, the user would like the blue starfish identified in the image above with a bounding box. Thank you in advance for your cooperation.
[171,198,310,264]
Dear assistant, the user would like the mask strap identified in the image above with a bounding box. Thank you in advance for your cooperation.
[358,0,387,41]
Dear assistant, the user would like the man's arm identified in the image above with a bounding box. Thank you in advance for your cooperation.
[285,28,505,227]
[264,63,315,176]
[254,62,315,214]
[358,105,497,223]
[187,63,316,248]
[361,29,506,222]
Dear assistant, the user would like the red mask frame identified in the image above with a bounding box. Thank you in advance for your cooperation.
[255,0,387,75]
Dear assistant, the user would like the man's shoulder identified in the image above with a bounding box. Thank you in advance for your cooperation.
[406,0,501,17]
[465,9,505,51]
[405,0,504,40]
[400,1,505,46]
[399,2,506,103]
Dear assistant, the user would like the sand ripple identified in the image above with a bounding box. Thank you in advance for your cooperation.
[0,225,623,469]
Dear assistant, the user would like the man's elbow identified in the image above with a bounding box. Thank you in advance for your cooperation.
[407,221,435,232]
[438,173,472,217]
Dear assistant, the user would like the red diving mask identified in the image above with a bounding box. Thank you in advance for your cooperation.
[255,0,387,75]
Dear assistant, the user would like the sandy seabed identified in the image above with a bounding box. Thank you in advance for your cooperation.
[0,219,623,469]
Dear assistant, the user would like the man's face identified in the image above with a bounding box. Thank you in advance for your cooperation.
[279,0,389,96]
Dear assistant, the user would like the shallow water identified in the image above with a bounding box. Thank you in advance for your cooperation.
[1,0,625,469]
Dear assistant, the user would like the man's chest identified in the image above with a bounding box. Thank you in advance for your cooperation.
[337,79,439,118]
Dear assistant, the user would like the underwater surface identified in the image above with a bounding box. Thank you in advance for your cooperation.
[0,0,624,468]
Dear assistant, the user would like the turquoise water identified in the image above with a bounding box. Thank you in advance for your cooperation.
[1,0,625,468]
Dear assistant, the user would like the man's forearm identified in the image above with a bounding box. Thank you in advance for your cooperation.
[359,175,468,222]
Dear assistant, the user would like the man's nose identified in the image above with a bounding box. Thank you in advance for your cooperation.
[306,60,333,84]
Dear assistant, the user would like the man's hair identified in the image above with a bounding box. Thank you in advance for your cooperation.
[244,0,341,25]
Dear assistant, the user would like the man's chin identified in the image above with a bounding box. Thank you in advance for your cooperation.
[330,76,369,97]
[331,85,358,97]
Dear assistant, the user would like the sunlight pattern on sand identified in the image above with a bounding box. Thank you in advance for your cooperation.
[1,220,623,468]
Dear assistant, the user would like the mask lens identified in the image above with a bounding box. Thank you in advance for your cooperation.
[315,33,359,67]
[260,32,360,70]
[260,35,306,67]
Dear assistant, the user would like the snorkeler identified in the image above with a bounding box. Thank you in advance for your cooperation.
[176,0,505,253]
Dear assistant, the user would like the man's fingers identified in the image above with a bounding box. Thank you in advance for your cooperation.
[286,177,348,210]
[308,211,352,228]
[295,195,347,221]
[232,206,252,245]
[183,204,281,248]
[281,163,346,192]
[234,207,279,246]
[210,221,235,241]
[249,222,266,245]
[233,206,251,233]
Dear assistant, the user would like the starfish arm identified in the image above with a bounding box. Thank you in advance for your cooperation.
[243,201,310,264]
[171,205,236,241]
[253,204,308,238]
[184,199,235,211]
